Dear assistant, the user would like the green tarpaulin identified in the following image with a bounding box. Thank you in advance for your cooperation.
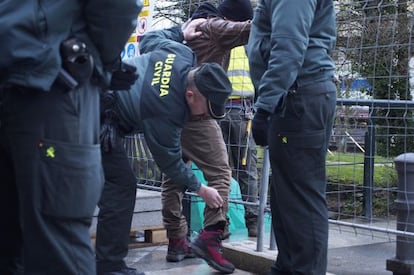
[190,164,246,233]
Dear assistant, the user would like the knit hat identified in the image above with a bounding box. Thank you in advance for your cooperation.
[191,2,221,19]
[218,0,253,21]
[193,63,232,119]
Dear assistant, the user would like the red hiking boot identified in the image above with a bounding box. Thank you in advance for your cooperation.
[166,237,195,262]
[191,229,235,274]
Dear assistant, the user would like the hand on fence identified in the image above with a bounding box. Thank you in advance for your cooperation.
[197,185,223,209]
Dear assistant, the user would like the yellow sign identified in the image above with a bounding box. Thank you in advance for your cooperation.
[143,0,149,6]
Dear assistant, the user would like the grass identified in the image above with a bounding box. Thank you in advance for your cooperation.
[326,152,397,188]
[326,152,397,218]
[257,148,398,218]
[258,148,397,188]
[257,150,397,187]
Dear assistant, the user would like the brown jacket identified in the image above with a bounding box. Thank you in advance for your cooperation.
[186,17,251,70]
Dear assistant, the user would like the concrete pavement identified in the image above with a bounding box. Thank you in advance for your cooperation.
[123,220,397,275]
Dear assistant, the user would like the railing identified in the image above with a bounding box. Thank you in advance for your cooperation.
[124,97,414,251]
[124,0,414,255]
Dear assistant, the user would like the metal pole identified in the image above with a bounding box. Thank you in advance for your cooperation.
[363,108,375,221]
[257,148,270,252]
[182,193,192,237]
[386,153,414,274]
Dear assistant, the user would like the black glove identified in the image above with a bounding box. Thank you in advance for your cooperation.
[100,90,120,153]
[100,110,118,153]
[252,109,271,147]
[109,61,138,90]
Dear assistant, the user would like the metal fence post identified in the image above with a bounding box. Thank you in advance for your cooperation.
[257,148,270,252]
[363,110,375,221]
[386,153,414,275]
[182,193,191,237]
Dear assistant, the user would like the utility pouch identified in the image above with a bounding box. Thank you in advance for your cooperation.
[59,37,94,89]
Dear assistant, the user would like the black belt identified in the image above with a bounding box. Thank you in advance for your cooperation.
[226,98,252,108]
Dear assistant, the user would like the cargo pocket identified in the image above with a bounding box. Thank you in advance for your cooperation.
[273,129,326,180]
[39,139,103,219]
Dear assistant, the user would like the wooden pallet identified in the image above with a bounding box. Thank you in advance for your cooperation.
[91,226,168,248]
[129,226,168,248]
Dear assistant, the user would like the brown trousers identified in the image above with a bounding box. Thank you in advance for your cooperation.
[161,118,231,239]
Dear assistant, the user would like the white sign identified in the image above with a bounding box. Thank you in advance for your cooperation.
[121,0,155,59]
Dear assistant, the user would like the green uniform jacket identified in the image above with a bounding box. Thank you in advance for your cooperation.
[116,26,201,192]
[0,0,142,91]
[247,0,337,113]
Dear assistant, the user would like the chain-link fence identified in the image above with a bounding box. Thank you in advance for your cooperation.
[124,0,414,250]
[328,0,414,245]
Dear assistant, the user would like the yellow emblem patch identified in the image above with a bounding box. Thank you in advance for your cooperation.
[46,146,55,158]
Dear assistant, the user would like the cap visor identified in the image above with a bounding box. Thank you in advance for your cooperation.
[208,100,226,119]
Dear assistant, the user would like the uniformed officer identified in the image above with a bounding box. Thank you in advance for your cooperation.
[95,19,233,275]
[248,0,337,274]
[159,3,253,273]
[0,1,142,274]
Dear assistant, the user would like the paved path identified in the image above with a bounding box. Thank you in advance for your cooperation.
[124,221,397,274]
